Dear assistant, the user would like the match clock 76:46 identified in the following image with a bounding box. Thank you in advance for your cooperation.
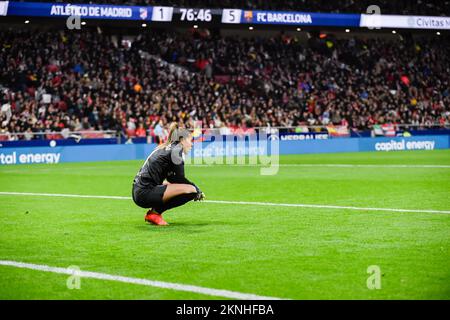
[179,8,212,22]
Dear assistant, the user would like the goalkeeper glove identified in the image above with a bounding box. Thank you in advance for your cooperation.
[194,191,205,201]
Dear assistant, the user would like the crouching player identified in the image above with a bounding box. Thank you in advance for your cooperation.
[132,122,205,226]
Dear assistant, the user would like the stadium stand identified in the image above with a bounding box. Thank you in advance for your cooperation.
[1,3,449,140]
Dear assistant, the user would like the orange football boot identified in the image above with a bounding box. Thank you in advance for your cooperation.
[144,210,168,226]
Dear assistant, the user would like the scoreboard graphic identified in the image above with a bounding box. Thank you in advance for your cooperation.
[0,1,449,30]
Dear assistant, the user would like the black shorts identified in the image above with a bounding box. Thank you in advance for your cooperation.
[132,184,167,209]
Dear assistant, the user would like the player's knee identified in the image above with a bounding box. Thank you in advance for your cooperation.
[184,185,197,194]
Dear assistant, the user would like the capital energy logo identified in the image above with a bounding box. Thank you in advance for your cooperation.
[0,152,61,165]
[374,139,435,151]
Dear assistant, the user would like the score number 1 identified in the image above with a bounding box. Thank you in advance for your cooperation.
[152,6,174,22]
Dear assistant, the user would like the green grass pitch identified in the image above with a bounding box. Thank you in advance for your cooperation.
[0,150,449,299]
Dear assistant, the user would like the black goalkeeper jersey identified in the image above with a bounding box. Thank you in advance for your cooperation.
[133,142,196,189]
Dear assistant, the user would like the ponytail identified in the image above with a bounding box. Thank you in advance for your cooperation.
[158,122,178,149]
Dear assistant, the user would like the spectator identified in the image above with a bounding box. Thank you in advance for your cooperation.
[0,28,448,141]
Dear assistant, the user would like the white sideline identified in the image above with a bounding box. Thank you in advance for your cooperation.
[187,164,450,168]
[205,200,450,214]
[0,191,449,214]
[273,164,450,168]
[0,260,283,300]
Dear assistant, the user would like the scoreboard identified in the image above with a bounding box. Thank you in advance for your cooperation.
[1,1,449,30]
[152,8,251,25]
[0,1,361,28]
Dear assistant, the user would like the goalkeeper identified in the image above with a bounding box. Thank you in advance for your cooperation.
[132,122,205,226]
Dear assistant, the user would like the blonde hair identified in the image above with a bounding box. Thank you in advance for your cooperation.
[158,122,179,149]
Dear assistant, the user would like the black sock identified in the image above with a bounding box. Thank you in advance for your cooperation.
[154,192,197,214]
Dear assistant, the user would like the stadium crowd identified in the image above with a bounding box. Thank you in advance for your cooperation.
[1,27,449,140]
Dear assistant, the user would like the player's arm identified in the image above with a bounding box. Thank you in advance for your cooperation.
[168,148,204,200]
[167,167,204,201]
[167,163,196,188]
